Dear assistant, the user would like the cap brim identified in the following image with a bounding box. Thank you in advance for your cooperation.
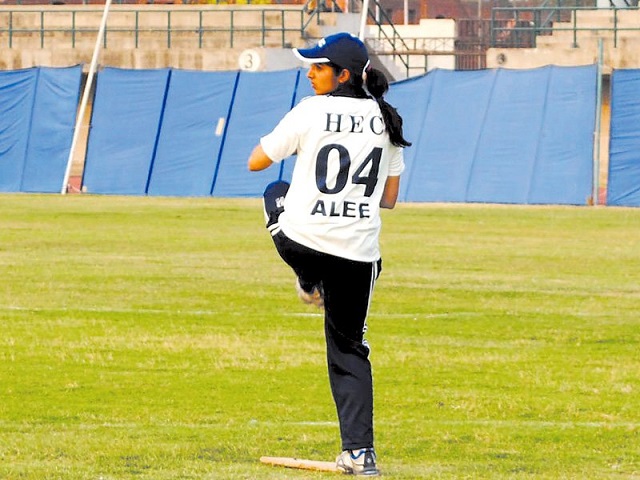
[292,48,330,64]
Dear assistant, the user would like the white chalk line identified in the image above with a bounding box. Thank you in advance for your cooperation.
[0,305,477,319]
[0,419,638,430]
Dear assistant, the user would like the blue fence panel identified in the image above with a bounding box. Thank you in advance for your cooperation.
[0,67,80,193]
[83,68,170,195]
[211,69,302,197]
[466,66,596,205]
[467,68,550,204]
[147,70,238,197]
[0,69,37,192]
[400,69,496,203]
[386,66,596,205]
[385,72,435,202]
[527,65,596,205]
[22,66,82,193]
[607,69,640,207]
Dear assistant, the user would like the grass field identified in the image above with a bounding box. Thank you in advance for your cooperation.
[0,195,638,479]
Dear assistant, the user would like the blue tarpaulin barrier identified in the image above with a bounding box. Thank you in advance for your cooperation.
[147,70,238,197]
[0,66,81,193]
[211,69,304,197]
[83,68,309,197]
[0,69,36,192]
[384,72,435,202]
[83,68,171,195]
[607,69,640,207]
[387,65,597,205]
[75,65,600,204]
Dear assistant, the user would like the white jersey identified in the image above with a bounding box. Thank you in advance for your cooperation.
[260,94,405,262]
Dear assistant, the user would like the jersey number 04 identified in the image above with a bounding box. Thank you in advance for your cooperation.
[315,144,382,198]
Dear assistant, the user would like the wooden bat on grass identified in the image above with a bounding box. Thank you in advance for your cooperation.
[260,456,340,472]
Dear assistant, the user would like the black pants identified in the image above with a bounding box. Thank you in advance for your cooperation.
[263,181,381,450]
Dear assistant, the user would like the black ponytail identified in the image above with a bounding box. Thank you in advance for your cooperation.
[329,63,411,148]
[365,68,412,148]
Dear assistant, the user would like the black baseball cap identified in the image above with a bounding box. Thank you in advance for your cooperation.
[293,32,370,75]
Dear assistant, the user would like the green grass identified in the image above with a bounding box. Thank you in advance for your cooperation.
[0,195,638,479]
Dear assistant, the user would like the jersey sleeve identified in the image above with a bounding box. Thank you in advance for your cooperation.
[260,102,307,164]
[388,145,405,176]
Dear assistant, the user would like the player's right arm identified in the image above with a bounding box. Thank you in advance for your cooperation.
[380,144,404,209]
[248,144,274,171]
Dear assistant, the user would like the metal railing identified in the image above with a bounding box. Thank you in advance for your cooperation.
[361,0,412,77]
[368,36,457,76]
[491,4,640,49]
[0,6,309,49]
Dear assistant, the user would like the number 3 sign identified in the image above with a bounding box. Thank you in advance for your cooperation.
[239,49,261,72]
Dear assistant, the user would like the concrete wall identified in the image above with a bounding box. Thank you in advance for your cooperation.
[0,5,322,71]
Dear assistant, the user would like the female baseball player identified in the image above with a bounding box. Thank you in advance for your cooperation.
[248,32,410,476]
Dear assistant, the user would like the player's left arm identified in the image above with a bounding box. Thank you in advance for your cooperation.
[380,175,400,209]
[248,144,274,171]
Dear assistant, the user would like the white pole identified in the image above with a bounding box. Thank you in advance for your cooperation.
[592,39,604,206]
[61,0,113,194]
[359,0,369,40]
